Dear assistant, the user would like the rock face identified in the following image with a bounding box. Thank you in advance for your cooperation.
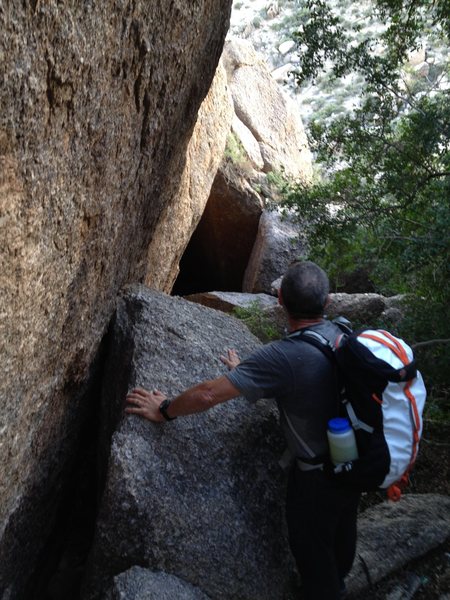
[348,494,450,595]
[0,2,232,597]
[173,39,314,295]
[185,291,277,313]
[103,567,211,600]
[223,38,313,181]
[243,210,307,294]
[145,61,233,293]
[84,286,293,600]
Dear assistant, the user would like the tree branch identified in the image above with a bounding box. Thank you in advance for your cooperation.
[412,338,450,349]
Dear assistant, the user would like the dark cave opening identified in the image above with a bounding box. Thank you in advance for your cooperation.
[172,174,262,296]
[172,229,246,296]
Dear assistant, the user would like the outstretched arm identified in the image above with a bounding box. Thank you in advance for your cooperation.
[125,375,241,422]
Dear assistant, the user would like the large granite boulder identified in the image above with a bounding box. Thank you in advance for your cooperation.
[145,61,233,293]
[172,39,314,297]
[185,291,277,313]
[83,286,293,600]
[243,210,307,294]
[348,494,450,595]
[258,292,404,336]
[223,38,312,181]
[0,2,232,597]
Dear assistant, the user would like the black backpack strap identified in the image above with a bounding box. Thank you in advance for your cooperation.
[288,328,337,362]
[288,328,344,422]
[291,328,376,435]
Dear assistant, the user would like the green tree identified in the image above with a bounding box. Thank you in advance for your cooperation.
[281,0,450,407]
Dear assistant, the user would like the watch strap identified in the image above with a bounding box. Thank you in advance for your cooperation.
[159,398,176,421]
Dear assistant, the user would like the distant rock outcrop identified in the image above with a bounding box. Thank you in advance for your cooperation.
[185,290,405,336]
[223,38,312,181]
[0,2,232,596]
[84,286,292,600]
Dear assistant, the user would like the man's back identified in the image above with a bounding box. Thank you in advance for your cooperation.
[226,319,342,460]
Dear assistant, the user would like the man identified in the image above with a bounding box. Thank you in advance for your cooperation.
[126,261,360,600]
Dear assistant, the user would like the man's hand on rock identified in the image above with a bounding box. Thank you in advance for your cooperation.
[220,349,240,370]
[125,387,167,422]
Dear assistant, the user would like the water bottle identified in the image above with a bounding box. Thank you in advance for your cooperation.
[327,417,359,465]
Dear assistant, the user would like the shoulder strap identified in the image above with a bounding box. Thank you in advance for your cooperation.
[291,328,376,434]
[287,328,336,362]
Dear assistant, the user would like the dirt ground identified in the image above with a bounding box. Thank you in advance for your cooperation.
[356,419,450,599]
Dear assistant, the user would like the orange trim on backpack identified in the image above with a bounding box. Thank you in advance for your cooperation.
[359,331,422,501]
[371,393,383,405]
[380,330,411,364]
[359,332,409,365]
[387,472,410,502]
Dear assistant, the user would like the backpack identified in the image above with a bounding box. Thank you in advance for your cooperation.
[293,319,427,500]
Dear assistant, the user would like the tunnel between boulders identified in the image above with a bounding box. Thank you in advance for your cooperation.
[172,170,263,296]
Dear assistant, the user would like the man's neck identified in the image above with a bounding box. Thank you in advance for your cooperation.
[287,316,324,333]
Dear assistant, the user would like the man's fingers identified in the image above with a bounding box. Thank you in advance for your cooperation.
[124,387,167,423]
[126,395,144,406]
[129,387,151,398]
[125,406,145,415]
[128,387,164,398]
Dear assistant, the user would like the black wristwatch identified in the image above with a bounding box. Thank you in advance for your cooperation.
[159,399,176,421]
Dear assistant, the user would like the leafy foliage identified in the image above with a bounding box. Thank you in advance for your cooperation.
[233,302,280,343]
[281,0,450,402]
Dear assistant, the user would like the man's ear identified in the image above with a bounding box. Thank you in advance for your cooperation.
[324,294,331,308]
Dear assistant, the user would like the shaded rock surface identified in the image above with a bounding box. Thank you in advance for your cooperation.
[101,494,450,600]
[173,168,264,294]
[327,293,390,323]
[102,567,211,600]
[243,210,307,294]
[173,39,314,297]
[145,60,233,293]
[0,2,232,597]
[84,286,293,600]
[348,494,450,595]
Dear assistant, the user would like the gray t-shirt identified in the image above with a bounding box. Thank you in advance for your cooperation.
[226,320,341,460]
